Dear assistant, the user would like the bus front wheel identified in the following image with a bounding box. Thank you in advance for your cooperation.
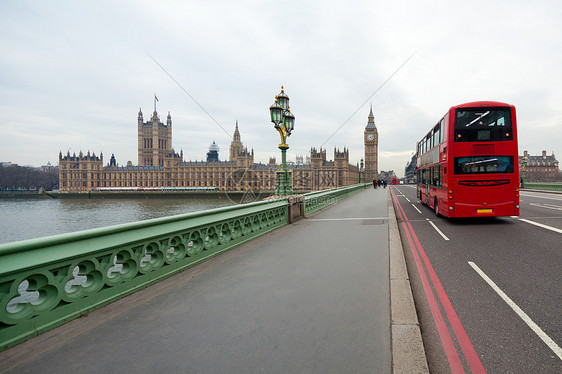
[434,198,439,217]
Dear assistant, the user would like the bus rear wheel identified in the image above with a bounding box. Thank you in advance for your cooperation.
[434,198,439,217]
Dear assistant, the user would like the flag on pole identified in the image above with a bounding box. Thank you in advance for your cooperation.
[154,94,159,102]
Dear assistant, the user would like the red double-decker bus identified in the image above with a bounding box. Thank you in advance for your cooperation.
[416,101,519,218]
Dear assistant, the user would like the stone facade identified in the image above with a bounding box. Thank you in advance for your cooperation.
[59,109,361,192]
[404,154,417,183]
[519,150,560,182]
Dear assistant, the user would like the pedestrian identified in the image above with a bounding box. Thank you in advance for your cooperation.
[373,179,377,189]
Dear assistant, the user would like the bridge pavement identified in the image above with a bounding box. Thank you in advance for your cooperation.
[1,188,419,373]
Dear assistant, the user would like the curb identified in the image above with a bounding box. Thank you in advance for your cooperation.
[388,192,429,373]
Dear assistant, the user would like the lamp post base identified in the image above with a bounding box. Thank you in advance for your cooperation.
[275,169,293,196]
[275,144,293,196]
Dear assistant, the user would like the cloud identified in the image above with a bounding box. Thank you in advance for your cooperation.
[1,0,561,176]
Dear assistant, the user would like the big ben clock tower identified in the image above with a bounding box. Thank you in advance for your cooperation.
[364,105,378,182]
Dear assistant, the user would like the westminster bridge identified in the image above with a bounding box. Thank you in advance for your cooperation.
[2,184,561,373]
[0,184,427,373]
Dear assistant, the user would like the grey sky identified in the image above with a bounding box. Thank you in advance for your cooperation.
[1,1,561,177]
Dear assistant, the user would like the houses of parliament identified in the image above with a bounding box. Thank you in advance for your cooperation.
[58,105,379,193]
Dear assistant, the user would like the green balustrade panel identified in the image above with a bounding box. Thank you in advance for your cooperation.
[0,199,289,351]
[304,184,366,215]
[523,182,562,191]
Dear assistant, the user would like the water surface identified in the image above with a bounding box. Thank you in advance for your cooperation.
[0,197,234,244]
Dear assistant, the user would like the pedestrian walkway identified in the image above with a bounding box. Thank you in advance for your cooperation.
[1,188,393,373]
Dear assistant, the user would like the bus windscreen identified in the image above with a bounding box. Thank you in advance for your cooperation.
[454,156,515,174]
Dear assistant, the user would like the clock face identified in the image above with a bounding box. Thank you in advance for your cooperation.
[367,134,374,141]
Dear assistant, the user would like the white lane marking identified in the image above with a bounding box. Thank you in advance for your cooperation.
[529,203,562,211]
[412,204,422,214]
[426,218,450,240]
[519,218,562,234]
[521,192,562,201]
[394,189,411,202]
[468,261,562,361]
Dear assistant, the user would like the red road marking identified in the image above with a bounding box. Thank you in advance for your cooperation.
[392,188,407,221]
[408,222,486,373]
[402,219,465,373]
[390,187,486,373]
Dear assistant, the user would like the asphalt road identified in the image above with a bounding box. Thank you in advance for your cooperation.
[391,185,561,374]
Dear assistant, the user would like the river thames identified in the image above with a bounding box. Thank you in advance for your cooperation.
[0,196,236,245]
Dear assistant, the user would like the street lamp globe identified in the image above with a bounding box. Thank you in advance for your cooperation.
[269,100,284,127]
[277,86,289,110]
[283,109,295,133]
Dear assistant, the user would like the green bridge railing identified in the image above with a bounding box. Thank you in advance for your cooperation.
[0,184,366,351]
[304,183,368,215]
[522,182,562,191]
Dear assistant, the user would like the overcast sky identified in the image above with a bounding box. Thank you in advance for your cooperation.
[1,0,561,177]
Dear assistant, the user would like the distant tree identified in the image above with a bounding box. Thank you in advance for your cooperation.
[0,166,59,191]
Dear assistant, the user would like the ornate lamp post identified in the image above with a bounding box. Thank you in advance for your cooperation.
[520,157,527,188]
[269,86,295,196]
[360,158,365,184]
